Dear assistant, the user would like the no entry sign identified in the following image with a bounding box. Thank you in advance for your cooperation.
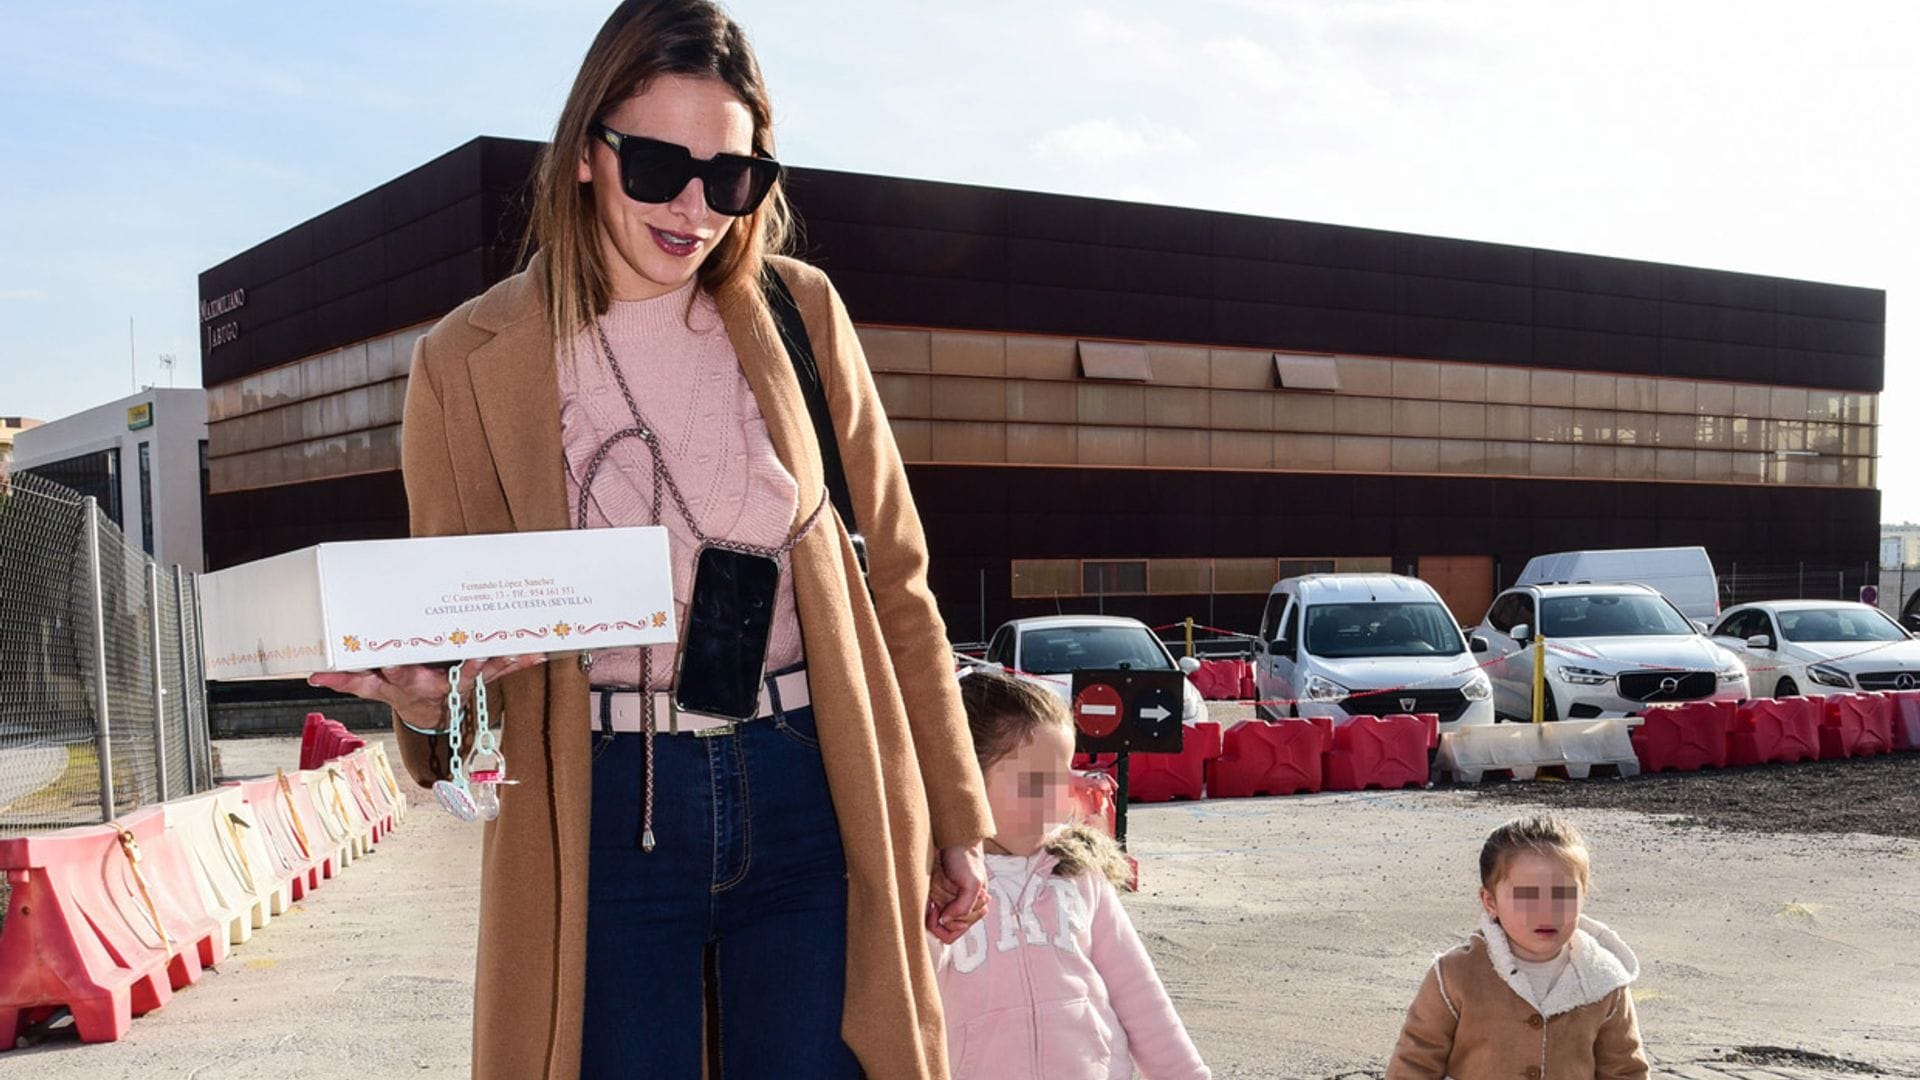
[1073,683,1124,739]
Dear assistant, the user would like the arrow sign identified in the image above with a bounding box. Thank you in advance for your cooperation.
[1140,705,1171,722]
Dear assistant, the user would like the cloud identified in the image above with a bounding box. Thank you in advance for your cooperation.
[1032,119,1199,163]
[0,289,49,302]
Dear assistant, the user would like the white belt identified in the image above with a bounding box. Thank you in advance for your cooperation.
[590,667,810,738]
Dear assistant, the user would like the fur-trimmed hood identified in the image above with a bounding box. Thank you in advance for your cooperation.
[1478,913,1639,1019]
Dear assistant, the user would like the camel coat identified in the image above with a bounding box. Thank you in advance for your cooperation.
[1387,915,1648,1080]
[389,254,994,1080]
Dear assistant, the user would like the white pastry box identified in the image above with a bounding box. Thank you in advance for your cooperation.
[200,527,676,679]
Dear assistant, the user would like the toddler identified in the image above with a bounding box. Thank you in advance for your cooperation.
[1389,813,1648,1079]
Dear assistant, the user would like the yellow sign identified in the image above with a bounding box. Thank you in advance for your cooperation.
[127,403,153,430]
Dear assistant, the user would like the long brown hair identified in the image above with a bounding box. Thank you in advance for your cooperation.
[957,668,1132,888]
[1479,813,1593,890]
[524,0,794,341]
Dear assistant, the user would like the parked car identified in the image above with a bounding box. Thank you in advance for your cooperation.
[1515,545,1720,626]
[982,615,1207,725]
[1476,582,1747,721]
[1900,587,1920,634]
[1712,600,1920,697]
[1251,574,1495,732]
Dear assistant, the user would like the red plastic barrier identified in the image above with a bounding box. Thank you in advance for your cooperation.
[0,813,207,1047]
[1127,722,1224,802]
[1239,667,1257,701]
[299,712,327,771]
[225,775,323,901]
[1888,691,1920,751]
[1068,770,1118,837]
[1729,698,1821,766]
[1190,660,1250,700]
[1820,693,1895,759]
[115,806,228,975]
[1632,701,1733,772]
[1322,714,1435,792]
[1207,719,1332,797]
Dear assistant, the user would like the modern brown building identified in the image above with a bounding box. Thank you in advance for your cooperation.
[198,136,1883,646]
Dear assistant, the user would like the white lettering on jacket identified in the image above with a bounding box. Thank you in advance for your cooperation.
[951,870,1089,975]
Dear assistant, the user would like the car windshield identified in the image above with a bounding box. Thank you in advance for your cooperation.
[1778,607,1908,643]
[1540,593,1694,637]
[1302,602,1465,659]
[1018,626,1173,675]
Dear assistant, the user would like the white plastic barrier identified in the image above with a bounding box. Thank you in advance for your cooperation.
[1437,719,1640,783]
[368,743,408,826]
[299,768,363,867]
[162,788,269,946]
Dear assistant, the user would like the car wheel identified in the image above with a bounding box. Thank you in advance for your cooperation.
[1543,692,1560,724]
[1775,677,1799,698]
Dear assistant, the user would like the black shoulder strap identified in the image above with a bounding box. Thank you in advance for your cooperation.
[763,267,868,578]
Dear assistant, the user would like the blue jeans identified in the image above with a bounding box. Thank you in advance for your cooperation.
[579,705,862,1079]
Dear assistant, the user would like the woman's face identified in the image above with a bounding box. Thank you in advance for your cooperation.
[579,73,755,302]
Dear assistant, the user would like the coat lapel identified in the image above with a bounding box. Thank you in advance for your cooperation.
[465,267,569,534]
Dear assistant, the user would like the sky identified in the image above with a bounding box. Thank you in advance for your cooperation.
[2,1,1915,512]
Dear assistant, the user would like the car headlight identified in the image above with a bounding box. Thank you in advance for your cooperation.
[1808,664,1853,689]
[1553,665,1612,687]
[1461,672,1492,701]
[1304,674,1350,703]
[1717,663,1745,684]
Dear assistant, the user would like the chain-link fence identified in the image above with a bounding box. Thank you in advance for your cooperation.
[0,472,211,833]
[1717,561,1879,610]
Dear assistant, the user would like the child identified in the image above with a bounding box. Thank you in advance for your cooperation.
[1388,813,1649,1080]
[933,667,1211,1080]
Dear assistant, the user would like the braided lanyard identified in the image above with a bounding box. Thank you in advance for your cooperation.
[571,320,826,852]
[431,660,510,822]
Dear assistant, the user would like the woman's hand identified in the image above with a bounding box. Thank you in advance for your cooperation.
[307,656,547,732]
[926,842,989,944]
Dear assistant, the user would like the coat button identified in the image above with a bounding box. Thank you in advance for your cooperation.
[1524,1067,1542,1079]
[1528,1014,1543,1029]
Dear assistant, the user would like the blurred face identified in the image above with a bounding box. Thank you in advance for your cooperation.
[1481,850,1585,962]
[982,721,1075,857]
[578,73,753,301]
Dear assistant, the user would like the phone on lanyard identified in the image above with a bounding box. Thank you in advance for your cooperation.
[674,545,780,721]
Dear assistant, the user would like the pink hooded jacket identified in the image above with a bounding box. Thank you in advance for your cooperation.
[932,850,1210,1080]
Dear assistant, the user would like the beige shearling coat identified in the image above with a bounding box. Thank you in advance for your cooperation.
[1387,915,1649,1080]
[389,254,994,1079]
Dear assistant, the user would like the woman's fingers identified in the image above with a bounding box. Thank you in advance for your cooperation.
[307,669,393,703]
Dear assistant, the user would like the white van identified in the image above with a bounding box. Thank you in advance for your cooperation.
[1252,574,1495,732]
[1515,546,1720,625]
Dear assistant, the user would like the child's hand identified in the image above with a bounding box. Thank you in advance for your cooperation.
[927,843,989,944]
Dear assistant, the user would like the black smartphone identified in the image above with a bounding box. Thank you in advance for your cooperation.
[674,545,781,721]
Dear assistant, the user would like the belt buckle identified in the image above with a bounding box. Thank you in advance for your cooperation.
[691,721,737,739]
[667,697,739,739]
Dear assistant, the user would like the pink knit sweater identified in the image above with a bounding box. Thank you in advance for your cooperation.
[556,279,804,692]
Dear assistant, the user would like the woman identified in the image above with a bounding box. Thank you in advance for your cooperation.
[309,3,993,1076]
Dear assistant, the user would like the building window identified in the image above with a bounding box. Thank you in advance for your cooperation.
[1212,558,1279,594]
[23,448,122,526]
[1076,341,1151,382]
[1081,560,1148,596]
[138,441,154,555]
[1274,353,1340,391]
[1011,559,1078,599]
[1148,559,1209,595]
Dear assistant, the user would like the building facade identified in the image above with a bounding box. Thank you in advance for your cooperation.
[0,415,44,479]
[12,389,209,572]
[198,137,1884,640]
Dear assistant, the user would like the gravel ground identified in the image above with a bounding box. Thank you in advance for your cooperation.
[1467,752,1920,839]
[7,734,1917,1080]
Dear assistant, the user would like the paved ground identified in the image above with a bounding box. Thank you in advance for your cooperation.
[5,733,1917,1079]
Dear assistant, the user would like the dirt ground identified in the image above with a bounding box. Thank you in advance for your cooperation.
[5,735,1917,1080]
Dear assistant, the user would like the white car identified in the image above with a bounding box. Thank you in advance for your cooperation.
[1476,582,1748,721]
[1711,600,1920,698]
[981,615,1208,725]
[1252,573,1495,732]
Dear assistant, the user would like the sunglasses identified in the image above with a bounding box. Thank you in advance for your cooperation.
[591,123,782,217]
